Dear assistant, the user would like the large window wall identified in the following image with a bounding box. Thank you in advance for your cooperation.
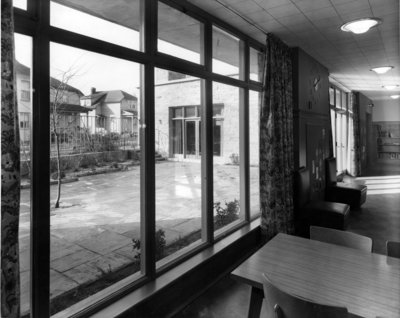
[330,84,352,174]
[13,0,263,316]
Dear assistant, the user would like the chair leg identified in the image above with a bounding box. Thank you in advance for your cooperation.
[247,286,264,318]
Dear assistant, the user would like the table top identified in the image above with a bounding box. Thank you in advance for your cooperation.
[231,233,400,318]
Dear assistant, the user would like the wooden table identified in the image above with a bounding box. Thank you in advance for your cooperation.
[231,233,400,318]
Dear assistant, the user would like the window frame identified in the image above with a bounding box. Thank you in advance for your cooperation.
[13,0,264,316]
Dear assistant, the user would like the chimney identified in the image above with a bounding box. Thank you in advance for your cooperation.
[91,87,96,94]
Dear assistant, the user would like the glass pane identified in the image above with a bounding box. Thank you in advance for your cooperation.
[250,47,263,82]
[213,26,242,79]
[158,2,203,64]
[185,106,196,118]
[329,87,334,106]
[50,43,141,314]
[249,91,260,217]
[15,33,32,317]
[50,0,142,51]
[14,0,27,10]
[154,68,203,268]
[335,89,341,109]
[342,92,347,110]
[213,83,241,233]
[330,109,336,158]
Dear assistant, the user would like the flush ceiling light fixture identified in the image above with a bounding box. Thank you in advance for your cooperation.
[383,85,399,90]
[390,95,400,99]
[340,18,381,34]
[371,66,394,74]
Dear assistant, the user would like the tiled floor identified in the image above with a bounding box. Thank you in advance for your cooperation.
[174,164,400,318]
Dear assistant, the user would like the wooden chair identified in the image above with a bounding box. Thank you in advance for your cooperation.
[262,273,348,318]
[310,226,372,252]
[386,240,400,258]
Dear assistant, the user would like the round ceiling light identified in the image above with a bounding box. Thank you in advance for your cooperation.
[383,85,399,90]
[371,66,394,74]
[390,95,400,99]
[340,18,381,34]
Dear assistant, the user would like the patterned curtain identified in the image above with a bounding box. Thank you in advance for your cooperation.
[350,92,361,176]
[260,34,294,239]
[1,0,21,317]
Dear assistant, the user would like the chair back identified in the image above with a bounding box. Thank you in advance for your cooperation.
[310,226,372,252]
[262,274,348,318]
[325,157,337,185]
[386,241,400,258]
[294,167,310,209]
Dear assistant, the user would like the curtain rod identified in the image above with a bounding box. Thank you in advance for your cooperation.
[214,0,268,36]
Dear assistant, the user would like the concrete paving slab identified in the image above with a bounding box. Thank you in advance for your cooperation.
[50,270,79,298]
[51,235,84,261]
[77,230,133,255]
[86,252,133,274]
[100,222,140,239]
[63,263,103,285]
[114,243,138,261]
[51,249,101,273]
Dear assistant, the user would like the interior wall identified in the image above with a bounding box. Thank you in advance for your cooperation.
[372,99,400,122]
[292,47,331,201]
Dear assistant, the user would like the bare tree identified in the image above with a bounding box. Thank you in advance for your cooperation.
[50,68,80,208]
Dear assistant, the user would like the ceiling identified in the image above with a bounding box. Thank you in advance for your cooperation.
[188,0,400,101]
[55,0,399,101]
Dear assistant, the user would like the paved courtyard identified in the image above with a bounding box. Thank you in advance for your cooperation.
[19,161,259,314]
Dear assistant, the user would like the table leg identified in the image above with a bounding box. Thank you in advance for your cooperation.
[248,286,264,318]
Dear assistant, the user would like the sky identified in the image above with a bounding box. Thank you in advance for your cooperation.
[14,1,243,97]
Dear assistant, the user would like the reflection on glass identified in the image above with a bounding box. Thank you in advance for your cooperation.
[249,91,260,216]
[15,32,32,317]
[213,26,242,79]
[158,2,203,64]
[213,82,241,232]
[50,43,141,314]
[14,0,27,10]
[250,47,264,82]
[50,0,141,51]
[335,89,341,108]
[329,87,334,105]
[154,68,203,268]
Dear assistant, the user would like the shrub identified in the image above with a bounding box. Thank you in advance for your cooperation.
[214,199,239,229]
[132,229,166,263]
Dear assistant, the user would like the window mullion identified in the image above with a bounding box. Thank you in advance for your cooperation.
[31,0,51,316]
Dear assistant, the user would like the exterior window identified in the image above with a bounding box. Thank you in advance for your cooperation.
[20,80,31,101]
[213,82,241,234]
[249,47,264,82]
[50,1,142,51]
[154,68,204,269]
[213,26,243,79]
[13,1,263,315]
[249,91,260,217]
[158,2,204,64]
[15,33,32,317]
[50,42,142,314]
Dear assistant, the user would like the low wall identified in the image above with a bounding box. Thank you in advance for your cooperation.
[21,150,139,177]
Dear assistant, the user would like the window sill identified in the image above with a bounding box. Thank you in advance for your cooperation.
[82,218,261,318]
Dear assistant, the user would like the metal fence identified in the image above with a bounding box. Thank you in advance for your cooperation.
[20,114,139,157]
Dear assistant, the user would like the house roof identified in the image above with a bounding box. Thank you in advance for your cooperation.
[81,90,137,103]
[50,77,84,96]
[15,60,30,76]
[51,103,91,113]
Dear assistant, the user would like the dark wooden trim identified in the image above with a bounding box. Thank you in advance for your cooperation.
[30,1,50,317]
[140,0,157,279]
[240,87,250,221]
[90,222,262,318]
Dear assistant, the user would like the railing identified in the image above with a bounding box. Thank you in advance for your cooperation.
[20,114,139,157]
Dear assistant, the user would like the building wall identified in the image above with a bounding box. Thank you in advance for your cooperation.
[154,70,259,164]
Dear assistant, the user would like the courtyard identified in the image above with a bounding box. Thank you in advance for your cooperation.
[19,160,259,315]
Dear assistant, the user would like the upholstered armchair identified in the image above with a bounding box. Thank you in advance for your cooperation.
[294,167,350,237]
[325,157,367,209]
